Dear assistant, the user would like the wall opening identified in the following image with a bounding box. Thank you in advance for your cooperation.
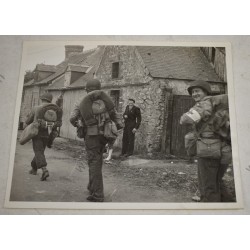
[110,89,120,111]
[112,62,120,79]
[211,47,216,65]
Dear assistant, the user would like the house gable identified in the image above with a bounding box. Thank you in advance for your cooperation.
[96,46,152,87]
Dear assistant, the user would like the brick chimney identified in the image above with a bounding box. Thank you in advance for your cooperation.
[65,45,84,59]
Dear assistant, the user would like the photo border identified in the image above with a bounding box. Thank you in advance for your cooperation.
[4,40,244,210]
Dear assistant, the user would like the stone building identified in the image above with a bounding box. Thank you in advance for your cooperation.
[95,46,226,156]
[20,45,227,157]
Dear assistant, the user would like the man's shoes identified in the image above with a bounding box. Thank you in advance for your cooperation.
[29,169,37,175]
[124,153,133,157]
[87,195,104,202]
[40,170,49,181]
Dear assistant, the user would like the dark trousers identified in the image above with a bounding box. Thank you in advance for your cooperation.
[198,158,234,202]
[198,158,223,202]
[122,126,135,155]
[31,136,49,170]
[85,135,107,198]
[219,164,235,202]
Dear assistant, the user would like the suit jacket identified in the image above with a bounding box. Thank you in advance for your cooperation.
[123,105,141,129]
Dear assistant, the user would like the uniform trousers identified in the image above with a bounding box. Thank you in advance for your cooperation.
[85,134,108,199]
[31,135,49,170]
[198,158,234,202]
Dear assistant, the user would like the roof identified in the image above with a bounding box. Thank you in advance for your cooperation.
[23,79,34,87]
[35,64,57,72]
[66,64,89,73]
[48,46,105,90]
[47,75,65,89]
[136,46,222,82]
[34,49,96,86]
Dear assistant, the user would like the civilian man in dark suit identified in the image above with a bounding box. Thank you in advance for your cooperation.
[121,99,141,157]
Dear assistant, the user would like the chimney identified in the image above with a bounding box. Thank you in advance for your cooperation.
[65,45,84,59]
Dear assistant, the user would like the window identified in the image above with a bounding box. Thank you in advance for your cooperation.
[112,62,120,79]
[110,90,120,111]
[211,47,216,65]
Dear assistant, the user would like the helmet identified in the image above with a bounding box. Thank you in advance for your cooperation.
[187,80,212,96]
[86,79,101,91]
[40,92,53,103]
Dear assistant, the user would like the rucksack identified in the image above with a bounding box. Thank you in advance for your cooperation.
[36,103,62,122]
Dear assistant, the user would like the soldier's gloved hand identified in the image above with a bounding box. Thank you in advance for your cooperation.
[53,120,62,128]
[132,128,137,133]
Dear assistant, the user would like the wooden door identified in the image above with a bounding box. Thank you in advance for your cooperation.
[170,95,195,157]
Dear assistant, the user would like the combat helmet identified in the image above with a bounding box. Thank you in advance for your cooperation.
[86,79,101,92]
[187,80,212,96]
[40,92,53,103]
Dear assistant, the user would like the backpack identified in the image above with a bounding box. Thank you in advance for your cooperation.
[36,103,61,121]
[44,109,57,122]
[36,103,62,131]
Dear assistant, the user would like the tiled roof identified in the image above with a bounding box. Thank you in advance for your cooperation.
[136,46,222,82]
[70,47,104,88]
[23,79,34,87]
[48,46,104,90]
[56,49,96,69]
[47,75,65,90]
[34,49,96,85]
[35,64,57,72]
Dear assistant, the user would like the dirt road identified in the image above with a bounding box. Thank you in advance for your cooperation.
[9,136,235,203]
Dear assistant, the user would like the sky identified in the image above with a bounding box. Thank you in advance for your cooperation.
[25,43,97,71]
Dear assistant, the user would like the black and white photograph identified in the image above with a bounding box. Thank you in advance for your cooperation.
[4,41,242,209]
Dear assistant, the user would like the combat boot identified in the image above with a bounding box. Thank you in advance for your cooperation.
[41,168,49,181]
[87,195,104,202]
[29,168,37,175]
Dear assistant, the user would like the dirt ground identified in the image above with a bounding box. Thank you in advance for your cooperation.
[9,134,236,203]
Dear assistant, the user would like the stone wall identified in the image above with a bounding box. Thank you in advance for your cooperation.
[96,46,152,87]
[95,46,195,154]
[104,80,168,154]
[95,46,168,153]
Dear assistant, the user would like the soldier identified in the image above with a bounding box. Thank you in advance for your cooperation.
[70,79,123,202]
[121,99,141,157]
[180,80,232,202]
[25,92,62,181]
